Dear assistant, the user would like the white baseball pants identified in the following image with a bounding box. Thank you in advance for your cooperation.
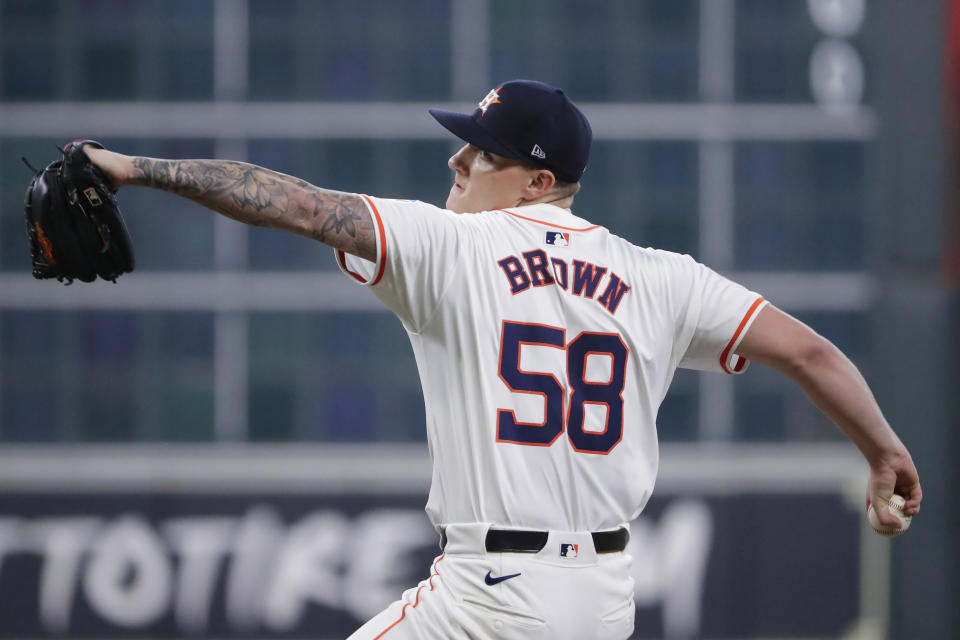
[347,523,635,640]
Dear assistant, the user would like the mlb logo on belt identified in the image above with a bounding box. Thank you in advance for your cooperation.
[559,543,578,558]
[545,231,570,247]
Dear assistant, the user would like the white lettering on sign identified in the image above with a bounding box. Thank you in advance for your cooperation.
[27,517,101,633]
[0,503,711,635]
[164,517,236,632]
[342,509,437,619]
[225,506,285,631]
[629,500,713,639]
[262,511,348,630]
[83,515,172,627]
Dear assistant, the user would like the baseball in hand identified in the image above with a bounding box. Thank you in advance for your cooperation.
[867,494,911,537]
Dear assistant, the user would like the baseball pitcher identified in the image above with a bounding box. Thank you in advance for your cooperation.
[77,80,921,640]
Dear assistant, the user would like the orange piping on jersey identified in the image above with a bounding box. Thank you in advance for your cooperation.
[362,195,388,285]
[373,554,445,639]
[497,209,601,232]
[719,297,766,374]
[335,195,387,285]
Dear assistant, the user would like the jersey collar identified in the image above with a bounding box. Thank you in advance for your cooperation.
[496,203,601,232]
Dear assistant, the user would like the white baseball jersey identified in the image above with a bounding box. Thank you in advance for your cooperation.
[337,197,766,532]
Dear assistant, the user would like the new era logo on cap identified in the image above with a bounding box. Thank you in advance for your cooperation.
[531,144,546,159]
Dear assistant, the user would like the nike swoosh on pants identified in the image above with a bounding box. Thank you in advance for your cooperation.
[484,570,521,585]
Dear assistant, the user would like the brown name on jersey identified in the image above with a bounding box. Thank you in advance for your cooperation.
[496,249,630,315]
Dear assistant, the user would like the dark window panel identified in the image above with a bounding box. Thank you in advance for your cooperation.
[0,42,58,100]
[0,311,64,441]
[317,385,378,442]
[373,388,428,441]
[1,0,59,21]
[248,387,295,441]
[643,0,697,26]
[0,310,62,358]
[248,43,298,100]
[321,49,378,100]
[641,46,699,102]
[161,312,217,357]
[248,0,450,101]
[0,312,73,442]
[657,369,699,441]
[490,0,699,102]
[738,0,808,21]
[247,311,423,442]
[80,44,138,100]
[160,45,214,100]
[735,47,806,103]
[0,310,214,443]
[734,386,788,441]
[157,391,214,441]
[77,386,139,441]
[79,312,139,364]
[0,388,60,442]
[73,0,137,22]
[734,142,868,271]
[2,0,212,101]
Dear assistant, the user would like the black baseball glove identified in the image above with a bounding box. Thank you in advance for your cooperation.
[22,139,134,284]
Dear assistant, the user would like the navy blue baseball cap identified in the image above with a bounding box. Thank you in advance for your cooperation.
[429,80,592,183]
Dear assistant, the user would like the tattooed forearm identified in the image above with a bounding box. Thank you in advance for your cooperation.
[129,158,376,261]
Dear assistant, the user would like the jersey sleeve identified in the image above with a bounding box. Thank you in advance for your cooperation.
[335,196,464,332]
[671,254,768,375]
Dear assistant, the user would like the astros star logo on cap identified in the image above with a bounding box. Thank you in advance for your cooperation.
[477,86,502,115]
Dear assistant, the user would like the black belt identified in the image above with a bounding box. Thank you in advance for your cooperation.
[440,527,629,554]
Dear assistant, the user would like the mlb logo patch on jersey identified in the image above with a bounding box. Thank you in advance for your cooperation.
[559,543,579,558]
[545,231,570,247]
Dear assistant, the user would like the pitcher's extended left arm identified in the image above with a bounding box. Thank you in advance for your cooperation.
[84,147,377,261]
[735,304,922,526]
